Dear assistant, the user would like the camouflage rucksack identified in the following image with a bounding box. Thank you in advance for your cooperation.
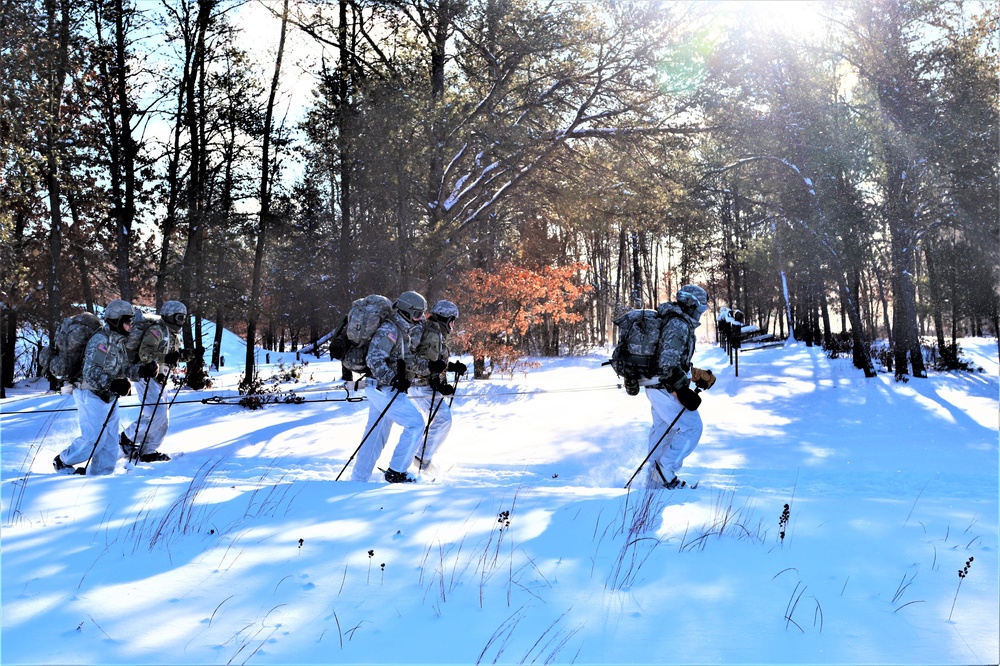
[124,309,162,361]
[45,312,104,382]
[609,308,663,395]
[330,294,396,375]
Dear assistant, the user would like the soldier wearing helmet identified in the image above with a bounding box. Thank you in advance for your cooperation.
[120,300,191,463]
[54,299,135,475]
[408,299,467,472]
[351,290,429,484]
[643,284,715,489]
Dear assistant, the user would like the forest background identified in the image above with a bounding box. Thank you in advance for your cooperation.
[1,0,997,393]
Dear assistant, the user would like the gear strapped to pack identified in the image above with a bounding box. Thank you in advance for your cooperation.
[330,295,397,376]
[43,312,104,383]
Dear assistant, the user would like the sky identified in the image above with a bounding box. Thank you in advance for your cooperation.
[1,322,997,664]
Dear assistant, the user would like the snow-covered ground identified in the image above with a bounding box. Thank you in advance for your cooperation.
[1,326,997,665]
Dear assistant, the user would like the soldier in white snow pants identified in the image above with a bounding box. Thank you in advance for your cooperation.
[646,386,703,483]
[350,380,426,482]
[58,389,123,475]
[409,384,452,468]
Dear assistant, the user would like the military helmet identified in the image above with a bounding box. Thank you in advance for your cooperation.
[430,300,459,322]
[160,300,188,328]
[677,284,709,315]
[104,299,134,336]
[394,291,427,323]
[104,299,134,321]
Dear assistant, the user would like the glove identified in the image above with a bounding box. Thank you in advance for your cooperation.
[676,386,702,411]
[659,366,687,391]
[164,350,180,366]
[138,361,158,379]
[428,358,447,374]
[447,360,468,375]
[691,367,716,390]
[390,372,410,393]
[429,375,455,396]
[110,378,132,396]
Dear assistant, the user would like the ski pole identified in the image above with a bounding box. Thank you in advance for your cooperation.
[136,377,166,459]
[81,395,119,474]
[417,385,438,472]
[129,376,153,464]
[624,403,686,489]
[336,386,401,481]
[418,370,462,472]
[136,362,181,460]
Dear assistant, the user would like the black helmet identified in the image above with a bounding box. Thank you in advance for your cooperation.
[394,291,427,323]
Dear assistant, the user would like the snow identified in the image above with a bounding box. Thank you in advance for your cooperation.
[2,329,998,665]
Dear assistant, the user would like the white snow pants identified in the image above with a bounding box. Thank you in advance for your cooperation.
[645,387,702,482]
[58,389,121,475]
[350,382,425,482]
[124,378,170,454]
[409,384,453,467]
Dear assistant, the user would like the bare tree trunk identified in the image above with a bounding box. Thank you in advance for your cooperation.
[43,0,71,353]
[243,0,289,389]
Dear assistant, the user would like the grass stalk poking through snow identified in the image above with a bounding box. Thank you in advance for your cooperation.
[948,557,974,621]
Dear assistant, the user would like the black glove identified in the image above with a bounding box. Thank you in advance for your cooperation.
[138,361,158,379]
[659,366,687,391]
[110,378,132,396]
[676,386,702,411]
[390,372,410,393]
[329,337,347,361]
[447,360,468,375]
[429,374,455,396]
[164,350,180,366]
[428,358,447,374]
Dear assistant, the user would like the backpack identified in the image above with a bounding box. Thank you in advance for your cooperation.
[45,312,104,382]
[329,294,395,375]
[609,309,662,383]
[124,309,162,361]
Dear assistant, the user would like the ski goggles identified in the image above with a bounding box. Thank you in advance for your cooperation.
[163,312,188,326]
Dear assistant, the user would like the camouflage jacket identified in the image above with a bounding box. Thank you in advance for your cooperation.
[365,312,412,386]
[128,321,183,380]
[80,327,131,398]
[407,319,450,386]
[655,302,700,388]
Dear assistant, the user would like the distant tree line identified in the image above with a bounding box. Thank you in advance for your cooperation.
[2,0,997,391]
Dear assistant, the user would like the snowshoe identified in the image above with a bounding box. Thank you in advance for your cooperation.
[53,455,76,474]
[384,468,416,484]
[139,451,171,463]
[651,461,687,489]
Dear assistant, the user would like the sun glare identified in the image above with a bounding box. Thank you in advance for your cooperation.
[718,0,829,39]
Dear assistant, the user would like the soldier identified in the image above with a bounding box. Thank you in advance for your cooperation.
[120,300,189,462]
[645,285,714,489]
[53,299,134,475]
[408,300,466,472]
[350,291,428,484]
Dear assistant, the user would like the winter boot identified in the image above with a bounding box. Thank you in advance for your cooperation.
[139,451,171,463]
[53,455,76,474]
[652,461,686,489]
[120,432,136,458]
[384,468,416,484]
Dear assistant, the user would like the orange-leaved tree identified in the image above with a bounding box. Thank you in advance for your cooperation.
[450,262,592,379]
